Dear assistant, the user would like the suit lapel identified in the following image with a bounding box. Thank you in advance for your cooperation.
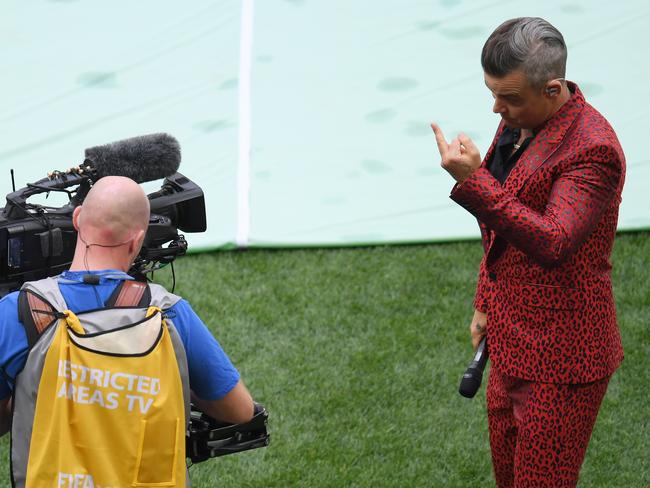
[504,83,585,195]
[482,121,505,169]
[484,82,585,264]
[477,122,506,252]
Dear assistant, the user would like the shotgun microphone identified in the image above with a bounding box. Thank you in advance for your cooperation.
[83,133,181,183]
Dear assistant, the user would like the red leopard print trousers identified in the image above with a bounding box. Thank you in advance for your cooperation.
[486,368,610,487]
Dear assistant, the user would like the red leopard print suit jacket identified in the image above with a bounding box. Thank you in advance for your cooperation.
[451,82,625,384]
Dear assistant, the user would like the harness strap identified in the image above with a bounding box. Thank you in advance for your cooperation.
[18,280,151,350]
[18,290,59,350]
[106,280,151,308]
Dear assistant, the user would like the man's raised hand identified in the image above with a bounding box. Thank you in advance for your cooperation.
[430,122,482,184]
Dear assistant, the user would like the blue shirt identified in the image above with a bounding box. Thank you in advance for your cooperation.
[0,270,239,401]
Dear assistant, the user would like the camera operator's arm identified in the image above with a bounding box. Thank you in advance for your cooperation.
[168,299,256,425]
[0,292,31,436]
[191,380,254,424]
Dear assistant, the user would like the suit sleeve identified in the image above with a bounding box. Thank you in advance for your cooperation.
[451,144,623,267]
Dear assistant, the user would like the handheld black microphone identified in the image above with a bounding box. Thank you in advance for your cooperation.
[83,133,181,184]
[458,336,489,398]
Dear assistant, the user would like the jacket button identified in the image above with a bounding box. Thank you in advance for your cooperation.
[488,272,497,281]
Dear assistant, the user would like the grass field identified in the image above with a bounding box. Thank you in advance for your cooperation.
[0,232,648,487]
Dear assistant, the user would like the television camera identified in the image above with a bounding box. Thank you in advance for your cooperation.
[0,133,206,296]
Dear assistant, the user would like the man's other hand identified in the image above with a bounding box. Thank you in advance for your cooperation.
[470,309,487,351]
[430,122,482,184]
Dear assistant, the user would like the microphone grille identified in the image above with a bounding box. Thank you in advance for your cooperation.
[458,371,482,398]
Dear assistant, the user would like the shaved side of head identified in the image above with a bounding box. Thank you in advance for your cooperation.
[78,176,150,245]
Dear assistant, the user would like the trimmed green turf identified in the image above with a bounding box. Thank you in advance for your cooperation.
[0,232,648,486]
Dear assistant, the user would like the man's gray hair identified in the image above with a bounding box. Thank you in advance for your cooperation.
[481,17,567,88]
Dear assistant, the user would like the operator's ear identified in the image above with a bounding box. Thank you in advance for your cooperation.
[72,206,82,231]
[129,228,146,255]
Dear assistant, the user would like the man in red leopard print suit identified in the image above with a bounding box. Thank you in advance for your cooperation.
[431,17,625,487]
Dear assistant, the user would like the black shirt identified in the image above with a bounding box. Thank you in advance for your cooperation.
[488,127,534,184]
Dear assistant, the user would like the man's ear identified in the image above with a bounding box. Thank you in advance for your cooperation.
[129,229,146,256]
[72,206,82,231]
[544,79,563,97]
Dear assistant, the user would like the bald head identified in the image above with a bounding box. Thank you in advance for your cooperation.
[77,176,150,246]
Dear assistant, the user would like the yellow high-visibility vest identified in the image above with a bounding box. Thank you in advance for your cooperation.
[12,278,190,488]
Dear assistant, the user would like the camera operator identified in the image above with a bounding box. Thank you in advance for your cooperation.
[0,176,254,487]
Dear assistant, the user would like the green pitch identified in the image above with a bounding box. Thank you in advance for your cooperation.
[1,232,648,486]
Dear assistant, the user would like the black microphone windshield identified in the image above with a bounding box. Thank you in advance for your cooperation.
[84,133,181,184]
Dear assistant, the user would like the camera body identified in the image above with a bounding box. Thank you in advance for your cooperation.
[0,170,206,297]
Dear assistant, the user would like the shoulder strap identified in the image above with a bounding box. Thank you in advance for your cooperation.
[18,280,151,349]
[105,280,151,308]
[17,290,60,349]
